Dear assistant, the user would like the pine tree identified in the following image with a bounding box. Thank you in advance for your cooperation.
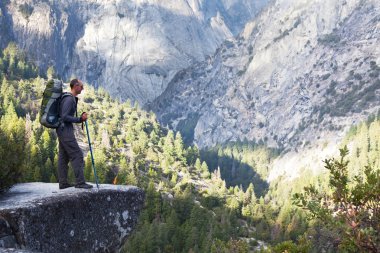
[0,101,25,191]
[41,129,54,162]
[174,132,185,163]
[133,131,148,155]
[201,161,210,179]
[0,77,7,103]
[84,154,93,181]
[368,121,380,168]
[42,159,53,182]
[50,173,57,183]
[93,148,107,183]
[117,157,128,183]
[126,167,138,186]
[185,146,199,166]
[244,183,256,205]
[33,166,41,181]
[194,158,202,173]
[46,66,55,79]
[53,153,58,180]
[25,144,40,181]
[163,130,175,165]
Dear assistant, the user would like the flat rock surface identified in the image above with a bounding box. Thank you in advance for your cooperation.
[0,183,144,253]
[0,249,39,253]
[0,183,137,210]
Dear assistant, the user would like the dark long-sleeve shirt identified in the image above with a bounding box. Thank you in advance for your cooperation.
[56,93,82,141]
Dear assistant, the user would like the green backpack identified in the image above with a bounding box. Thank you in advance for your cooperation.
[39,79,70,128]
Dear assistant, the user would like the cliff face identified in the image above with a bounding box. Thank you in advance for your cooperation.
[1,0,267,105]
[150,0,380,149]
[0,183,144,253]
[0,1,13,49]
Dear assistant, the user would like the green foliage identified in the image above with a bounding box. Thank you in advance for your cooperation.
[0,129,22,191]
[272,235,311,253]
[293,147,380,252]
[123,183,248,253]
[0,102,26,192]
[46,66,55,79]
[272,240,298,253]
[211,239,249,253]
[201,141,277,196]
[0,43,38,80]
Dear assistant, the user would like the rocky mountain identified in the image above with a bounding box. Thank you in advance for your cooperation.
[150,0,380,149]
[0,0,268,105]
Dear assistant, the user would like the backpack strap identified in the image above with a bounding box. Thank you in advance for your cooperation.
[61,92,78,115]
[61,92,72,98]
[58,92,74,128]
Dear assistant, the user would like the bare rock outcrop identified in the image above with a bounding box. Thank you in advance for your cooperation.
[0,183,144,253]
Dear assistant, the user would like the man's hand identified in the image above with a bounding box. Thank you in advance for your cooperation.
[81,112,88,122]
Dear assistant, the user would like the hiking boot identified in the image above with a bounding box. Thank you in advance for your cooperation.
[59,183,74,190]
[75,183,93,189]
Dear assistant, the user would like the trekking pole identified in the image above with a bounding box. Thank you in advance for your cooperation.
[85,120,99,189]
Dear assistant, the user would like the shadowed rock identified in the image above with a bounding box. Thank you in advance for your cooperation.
[0,183,144,253]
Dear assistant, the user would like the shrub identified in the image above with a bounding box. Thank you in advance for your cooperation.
[370,61,379,70]
[354,73,362,80]
[321,73,331,80]
[84,97,95,103]
[369,70,379,78]
[293,147,380,252]
[237,69,246,76]
[273,240,298,253]
[318,33,340,45]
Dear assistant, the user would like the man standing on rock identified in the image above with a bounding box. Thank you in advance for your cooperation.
[56,79,93,189]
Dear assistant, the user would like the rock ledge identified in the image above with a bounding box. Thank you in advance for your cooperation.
[0,183,144,253]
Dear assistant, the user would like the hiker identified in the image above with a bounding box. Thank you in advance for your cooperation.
[56,79,93,189]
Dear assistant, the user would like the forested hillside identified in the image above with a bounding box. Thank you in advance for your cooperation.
[0,43,379,252]
[0,43,265,252]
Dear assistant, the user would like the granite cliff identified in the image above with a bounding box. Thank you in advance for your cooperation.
[0,0,267,104]
[150,0,380,149]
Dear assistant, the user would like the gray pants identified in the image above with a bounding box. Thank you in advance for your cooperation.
[58,139,85,185]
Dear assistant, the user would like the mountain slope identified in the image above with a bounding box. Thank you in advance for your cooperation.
[150,0,380,149]
[0,0,268,105]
